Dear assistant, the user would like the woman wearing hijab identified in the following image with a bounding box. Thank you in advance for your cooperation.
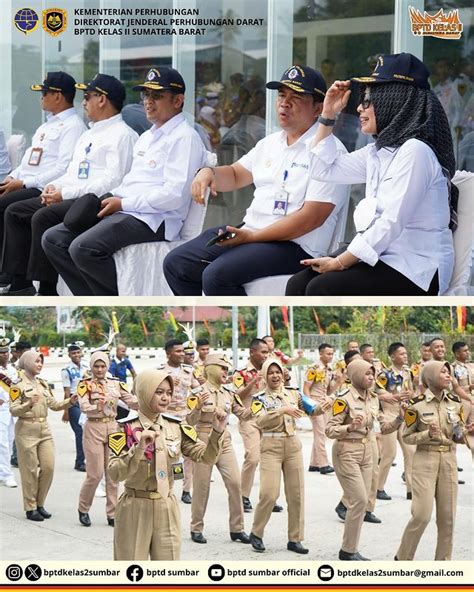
[9,351,76,521]
[396,361,473,560]
[249,358,328,555]
[76,351,138,527]
[286,53,456,296]
[108,368,227,560]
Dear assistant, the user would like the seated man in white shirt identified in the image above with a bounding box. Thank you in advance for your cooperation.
[0,72,86,293]
[1,73,137,295]
[163,65,348,296]
[42,67,207,296]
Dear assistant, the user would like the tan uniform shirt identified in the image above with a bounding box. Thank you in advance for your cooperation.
[452,361,473,394]
[77,377,137,418]
[326,386,374,440]
[10,375,71,418]
[252,387,306,435]
[163,363,199,415]
[305,362,334,400]
[186,382,251,430]
[376,365,414,420]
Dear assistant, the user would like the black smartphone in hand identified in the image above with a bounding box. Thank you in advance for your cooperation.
[206,222,245,247]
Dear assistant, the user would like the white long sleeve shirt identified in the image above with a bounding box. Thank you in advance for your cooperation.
[115,112,207,238]
[9,108,86,190]
[50,114,138,201]
[310,135,454,294]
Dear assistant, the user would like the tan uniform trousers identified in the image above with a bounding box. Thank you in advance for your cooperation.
[332,438,373,553]
[342,433,379,512]
[16,419,55,511]
[114,490,181,560]
[173,409,193,492]
[78,419,118,518]
[309,408,329,467]
[396,448,458,560]
[378,425,415,493]
[191,430,244,533]
[238,418,260,498]
[251,434,304,541]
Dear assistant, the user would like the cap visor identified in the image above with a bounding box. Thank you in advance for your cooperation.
[30,84,45,91]
[132,82,167,91]
[351,76,382,84]
[75,83,89,90]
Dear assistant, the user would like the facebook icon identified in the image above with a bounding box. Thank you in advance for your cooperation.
[126,565,144,582]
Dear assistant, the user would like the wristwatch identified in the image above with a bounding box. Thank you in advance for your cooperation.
[318,116,336,127]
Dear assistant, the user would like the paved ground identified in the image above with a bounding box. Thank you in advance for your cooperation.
[0,356,472,563]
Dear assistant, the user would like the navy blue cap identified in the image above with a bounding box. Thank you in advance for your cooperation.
[31,71,76,94]
[266,65,326,99]
[133,67,186,93]
[352,52,430,90]
[75,73,126,103]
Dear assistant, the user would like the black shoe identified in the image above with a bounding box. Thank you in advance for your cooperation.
[394,556,399,561]
[10,459,18,468]
[308,465,320,472]
[339,549,370,561]
[78,510,91,527]
[5,286,36,296]
[230,531,250,544]
[401,471,406,483]
[37,506,52,519]
[335,501,346,521]
[391,462,397,466]
[364,512,381,524]
[287,541,309,554]
[457,466,463,472]
[107,517,114,526]
[249,533,265,552]
[181,491,192,504]
[272,504,283,512]
[191,531,207,544]
[320,465,335,475]
[458,479,465,485]
[376,489,392,500]
[26,510,44,522]
[74,463,86,472]
[406,492,412,500]
[0,272,12,287]
[242,496,253,512]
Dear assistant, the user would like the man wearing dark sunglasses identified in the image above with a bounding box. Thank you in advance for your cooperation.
[0,71,85,294]
[1,73,138,295]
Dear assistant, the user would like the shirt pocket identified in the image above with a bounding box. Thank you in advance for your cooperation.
[165,437,181,458]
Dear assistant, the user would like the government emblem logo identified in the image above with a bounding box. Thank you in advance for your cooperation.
[14,8,39,35]
[42,8,67,37]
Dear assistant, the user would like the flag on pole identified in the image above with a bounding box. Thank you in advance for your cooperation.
[456,306,467,332]
[111,311,120,334]
[312,309,325,335]
[239,315,246,335]
[281,306,289,328]
[203,317,211,333]
[168,311,179,332]
[81,315,90,333]
[141,318,149,337]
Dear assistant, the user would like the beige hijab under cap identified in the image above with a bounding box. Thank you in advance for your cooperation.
[421,360,451,390]
[89,351,110,371]
[134,368,174,421]
[347,359,375,390]
[17,350,43,373]
[262,358,284,392]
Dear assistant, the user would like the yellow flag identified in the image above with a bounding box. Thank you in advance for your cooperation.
[111,311,120,334]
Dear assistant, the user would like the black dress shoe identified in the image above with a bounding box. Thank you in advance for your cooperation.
[26,510,44,522]
[406,492,412,500]
[242,496,253,512]
[10,459,18,468]
[249,533,265,552]
[78,510,91,527]
[394,556,399,561]
[376,489,392,500]
[335,501,347,521]
[391,462,397,466]
[107,518,114,526]
[272,504,283,512]
[287,541,309,554]
[457,466,463,472]
[308,466,320,472]
[230,531,250,544]
[364,512,381,524]
[401,471,406,483]
[37,506,52,519]
[191,531,207,544]
[181,491,192,504]
[74,463,86,472]
[458,479,465,485]
[339,549,370,561]
[320,465,335,474]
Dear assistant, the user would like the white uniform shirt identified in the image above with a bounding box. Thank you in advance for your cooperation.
[116,112,207,238]
[238,122,349,258]
[9,108,86,190]
[50,114,138,201]
[310,136,454,294]
[60,360,89,394]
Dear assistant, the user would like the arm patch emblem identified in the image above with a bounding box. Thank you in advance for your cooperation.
[77,381,88,397]
[108,432,126,455]
[9,387,21,402]
[376,373,387,388]
[187,395,198,410]
[404,409,417,427]
[119,382,130,392]
[233,373,244,388]
[332,399,347,416]
[180,424,198,442]
[305,369,316,382]
[251,400,263,415]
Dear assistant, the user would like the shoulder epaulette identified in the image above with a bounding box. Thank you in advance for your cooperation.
[162,413,182,423]
[222,384,234,393]
[156,364,166,370]
[38,377,50,389]
[285,386,298,390]
[108,376,119,381]
[446,392,461,403]
[180,423,198,441]
[337,388,350,397]
[408,393,425,405]
[117,412,139,424]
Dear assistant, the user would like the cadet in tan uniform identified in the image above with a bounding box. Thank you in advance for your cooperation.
[396,361,473,560]
[249,359,329,554]
[451,341,474,457]
[77,351,138,527]
[187,354,252,544]
[10,351,76,521]
[410,341,432,394]
[162,339,200,504]
[376,342,415,501]
[109,368,226,560]
[326,359,404,560]
[303,343,343,473]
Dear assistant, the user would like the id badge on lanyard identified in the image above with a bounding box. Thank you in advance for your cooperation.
[78,143,92,179]
[273,169,289,216]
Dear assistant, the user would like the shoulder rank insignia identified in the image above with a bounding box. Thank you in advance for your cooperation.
[193,366,203,379]
[234,393,244,406]
[187,395,199,410]
[38,377,49,389]
[108,432,126,456]
[118,412,139,424]
[332,399,347,416]
[119,382,129,392]
[408,394,425,405]
[251,400,263,415]
[181,424,198,442]
[305,368,316,382]
[446,392,461,403]
[77,381,89,397]
[376,373,387,388]
[233,373,244,389]
[9,386,21,402]
[404,408,417,427]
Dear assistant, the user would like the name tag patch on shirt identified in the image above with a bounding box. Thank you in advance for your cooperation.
[78,160,90,179]
[28,148,43,166]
